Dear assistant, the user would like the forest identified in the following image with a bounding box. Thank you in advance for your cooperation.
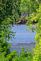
[0,0,41,61]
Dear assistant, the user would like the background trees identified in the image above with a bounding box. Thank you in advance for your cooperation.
[20,0,39,17]
[27,3,41,61]
[0,0,41,61]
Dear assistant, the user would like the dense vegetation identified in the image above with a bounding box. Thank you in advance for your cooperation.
[0,0,41,61]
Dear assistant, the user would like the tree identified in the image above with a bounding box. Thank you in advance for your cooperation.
[20,0,39,17]
[0,0,13,21]
[0,0,21,60]
[0,0,41,61]
[12,0,21,23]
[27,3,41,61]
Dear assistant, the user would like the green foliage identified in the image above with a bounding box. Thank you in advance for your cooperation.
[0,52,8,61]
[0,50,32,61]
[0,0,41,61]
[0,0,20,54]
[0,0,20,61]
[20,0,39,16]
[26,2,41,61]
[0,0,13,21]
[12,0,21,23]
